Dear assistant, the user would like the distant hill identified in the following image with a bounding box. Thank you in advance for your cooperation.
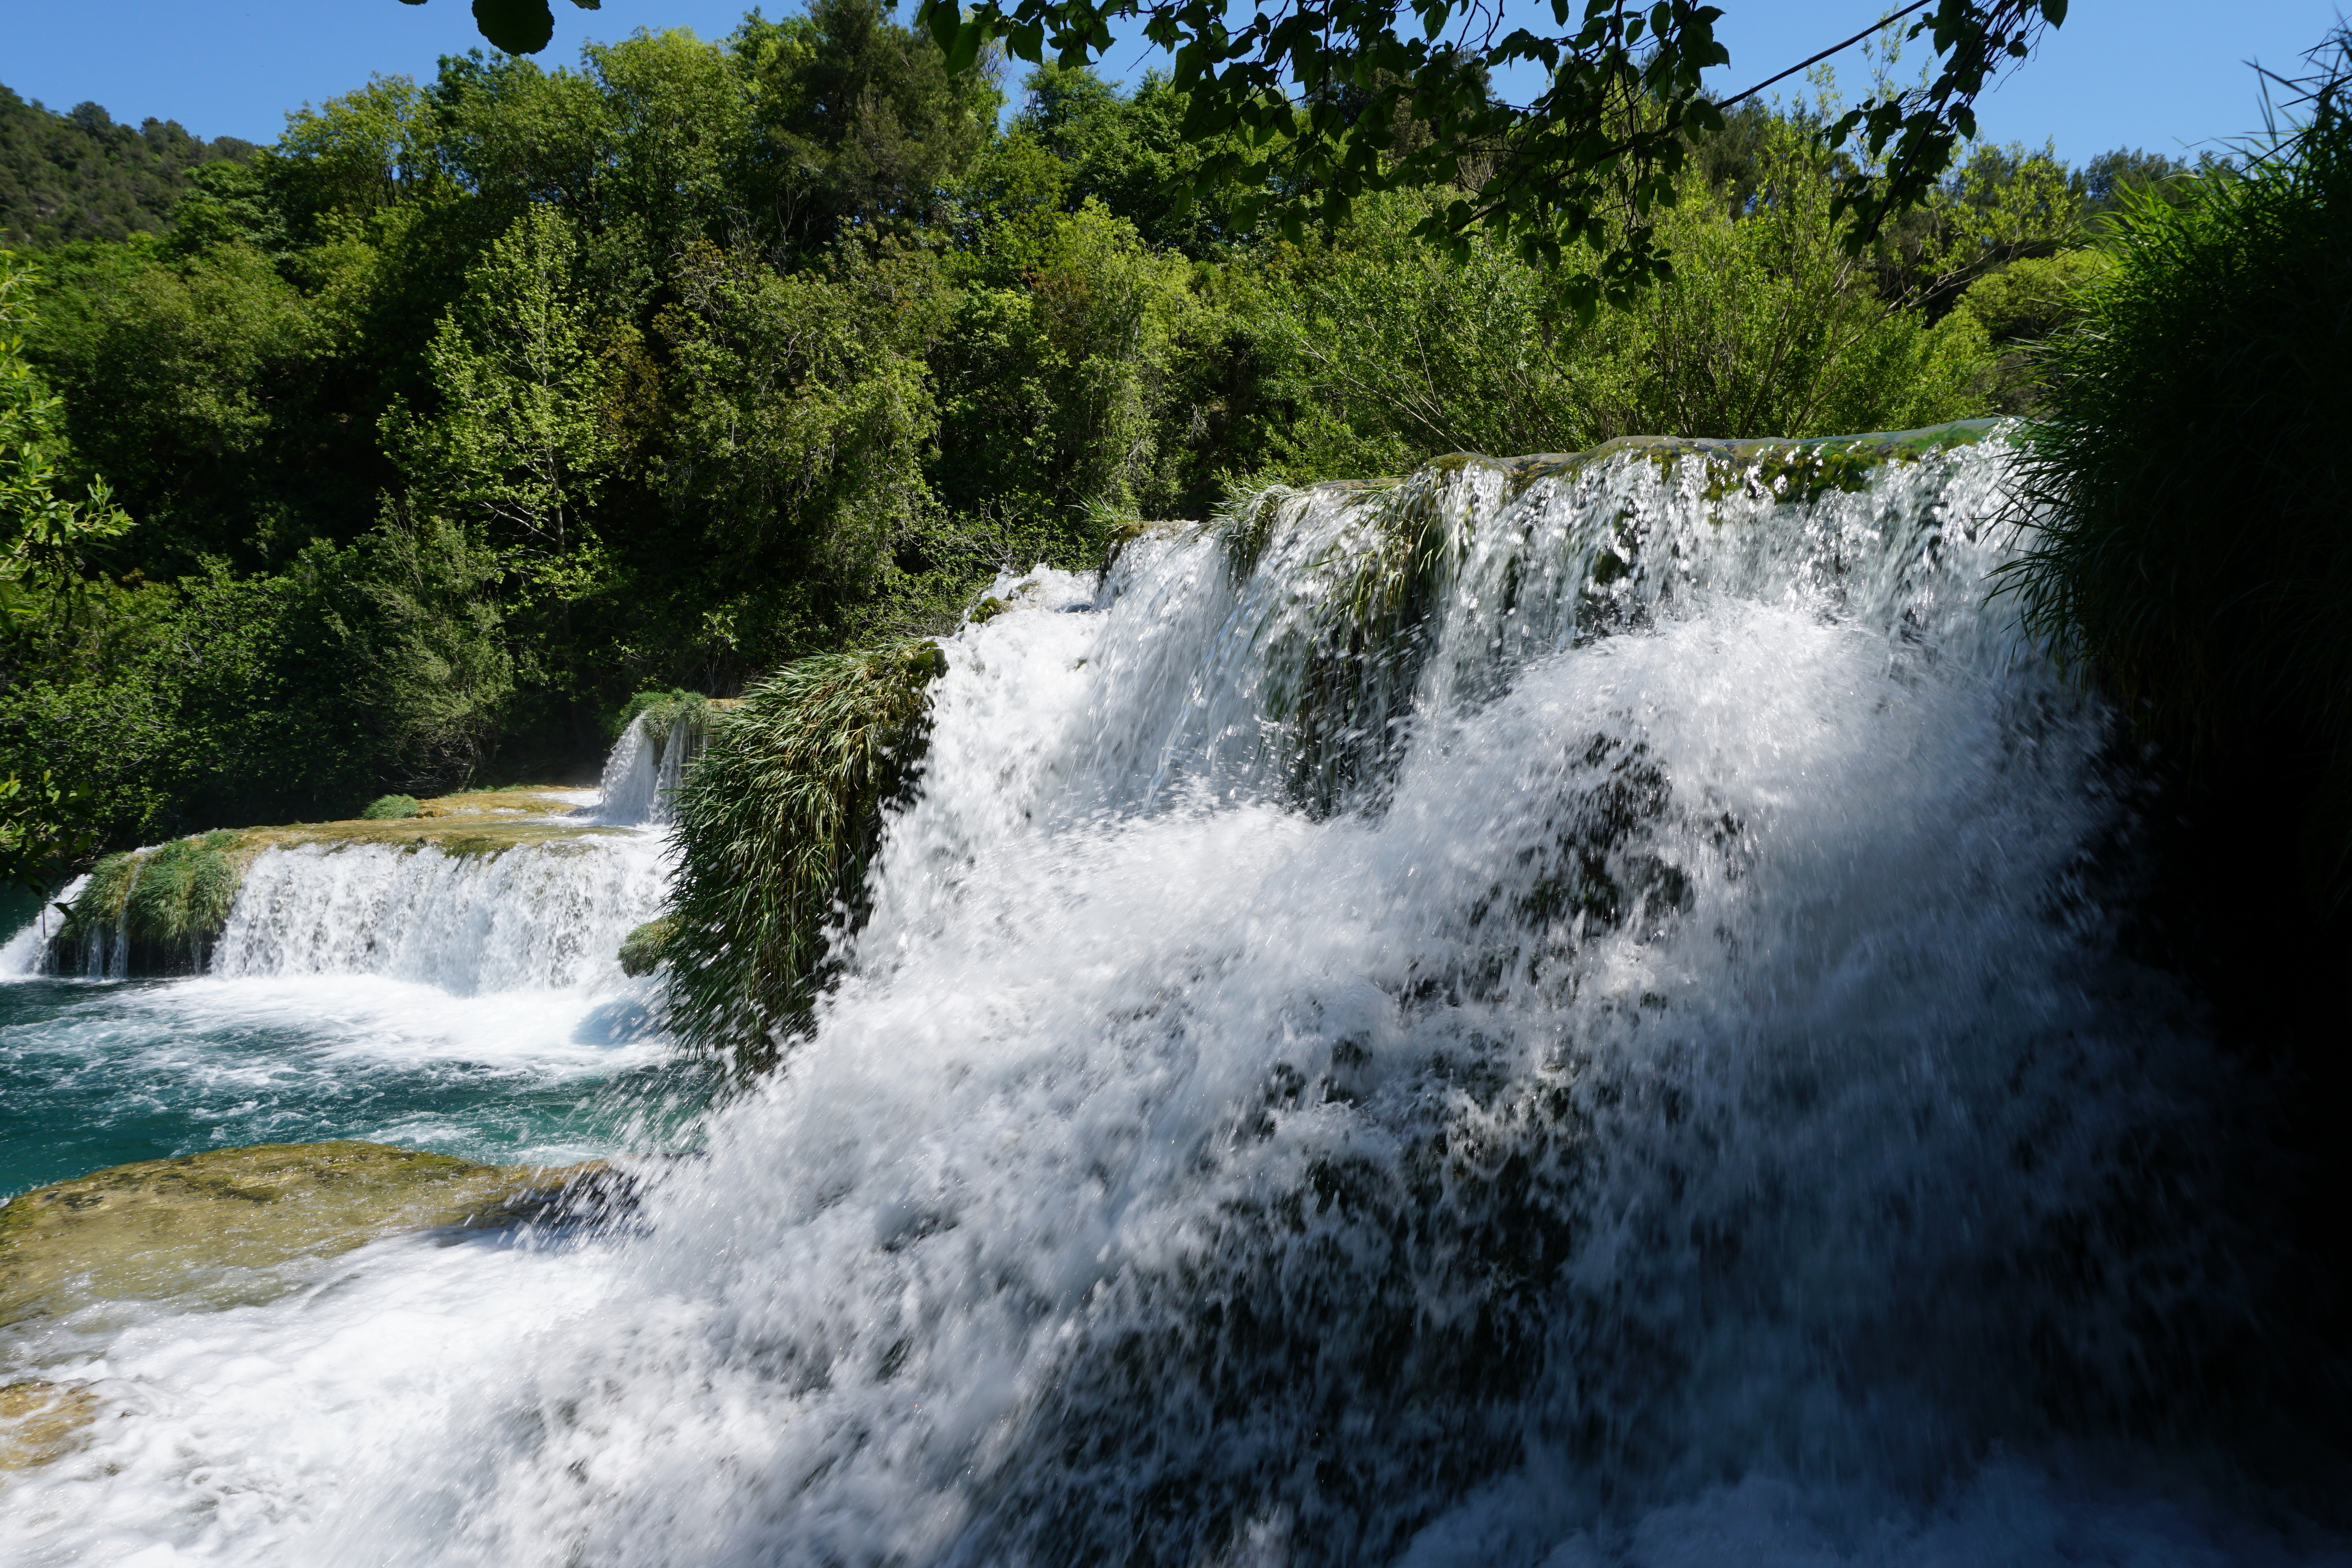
[1,85,255,248]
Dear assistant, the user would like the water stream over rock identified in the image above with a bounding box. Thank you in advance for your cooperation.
[0,429,2340,1565]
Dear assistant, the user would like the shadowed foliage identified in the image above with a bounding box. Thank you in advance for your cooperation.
[1997,31,2352,912]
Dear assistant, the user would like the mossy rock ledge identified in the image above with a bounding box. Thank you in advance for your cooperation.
[1398,418,2007,505]
[50,787,622,977]
[0,1141,620,1330]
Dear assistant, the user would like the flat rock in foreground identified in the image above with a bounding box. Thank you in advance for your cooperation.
[0,1141,614,1327]
[0,1380,101,1469]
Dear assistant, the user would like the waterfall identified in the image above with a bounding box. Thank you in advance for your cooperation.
[596,707,707,826]
[0,875,83,978]
[9,769,674,991]
[4,432,2331,1566]
[212,837,669,992]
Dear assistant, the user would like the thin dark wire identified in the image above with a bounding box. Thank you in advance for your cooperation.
[1715,0,1936,111]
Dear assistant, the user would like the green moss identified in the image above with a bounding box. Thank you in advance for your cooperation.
[1217,485,1300,581]
[1101,516,1195,576]
[615,689,709,747]
[54,851,137,962]
[360,793,422,820]
[663,639,948,1064]
[618,915,677,977]
[55,835,248,975]
[1224,474,1456,814]
[1496,419,2002,505]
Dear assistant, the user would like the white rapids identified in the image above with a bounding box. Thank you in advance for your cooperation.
[212,835,667,993]
[1,434,2339,1566]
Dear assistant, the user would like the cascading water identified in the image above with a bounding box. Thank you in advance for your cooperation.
[213,837,667,992]
[0,777,682,1235]
[2,433,2339,1565]
[597,707,707,826]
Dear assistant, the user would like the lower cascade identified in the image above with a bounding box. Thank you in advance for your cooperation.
[0,429,2338,1565]
[212,838,667,992]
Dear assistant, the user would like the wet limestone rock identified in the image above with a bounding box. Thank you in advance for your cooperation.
[0,1381,101,1469]
[0,1141,613,1326]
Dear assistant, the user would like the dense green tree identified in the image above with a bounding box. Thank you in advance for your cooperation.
[22,238,349,571]
[925,0,2067,315]
[0,88,253,249]
[0,253,130,602]
[1007,64,1222,254]
[389,205,619,584]
[1,2,2206,857]
[0,252,125,888]
[935,198,1205,547]
[731,0,1001,256]
[651,233,950,666]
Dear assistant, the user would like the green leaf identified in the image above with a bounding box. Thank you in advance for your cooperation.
[472,0,555,54]
[946,18,988,75]
[918,0,960,53]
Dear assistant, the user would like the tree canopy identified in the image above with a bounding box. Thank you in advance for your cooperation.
[0,0,2162,880]
[412,0,2066,317]
[916,0,2066,316]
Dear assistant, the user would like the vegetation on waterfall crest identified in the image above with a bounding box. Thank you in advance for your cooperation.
[614,688,710,747]
[0,0,2229,875]
[617,914,678,977]
[54,831,246,974]
[662,639,948,1057]
[1999,28,2352,914]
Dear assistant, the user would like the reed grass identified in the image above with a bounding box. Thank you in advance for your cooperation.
[56,831,245,974]
[662,640,948,1061]
[1994,31,2352,907]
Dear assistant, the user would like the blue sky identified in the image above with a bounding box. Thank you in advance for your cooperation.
[2,1,2341,167]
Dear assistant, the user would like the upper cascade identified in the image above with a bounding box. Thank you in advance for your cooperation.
[596,695,724,826]
[1017,419,2021,830]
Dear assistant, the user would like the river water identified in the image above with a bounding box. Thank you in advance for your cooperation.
[1,436,2343,1566]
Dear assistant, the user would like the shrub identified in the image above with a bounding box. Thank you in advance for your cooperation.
[617,914,676,977]
[54,829,245,974]
[1998,32,2352,910]
[360,793,422,820]
[662,638,947,1061]
[1951,250,2117,413]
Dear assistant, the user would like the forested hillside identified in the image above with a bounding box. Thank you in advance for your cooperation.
[0,0,2199,849]
[0,87,253,248]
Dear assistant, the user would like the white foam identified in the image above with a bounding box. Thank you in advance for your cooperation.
[0,875,82,979]
[2,440,2336,1566]
[212,833,669,994]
